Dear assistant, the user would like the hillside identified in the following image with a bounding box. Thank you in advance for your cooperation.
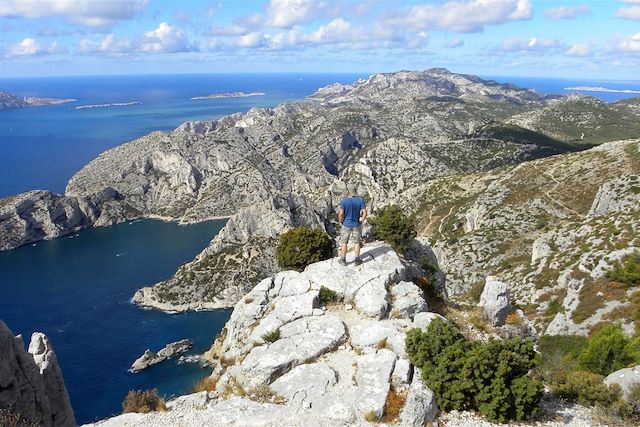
[409,138,640,334]
[3,68,640,313]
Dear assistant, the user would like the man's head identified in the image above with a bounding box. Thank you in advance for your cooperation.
[347,183,358,196]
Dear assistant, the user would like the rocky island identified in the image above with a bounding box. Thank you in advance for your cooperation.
[129,339,193,373]
[0,91,76,111]
[190,91,266,100]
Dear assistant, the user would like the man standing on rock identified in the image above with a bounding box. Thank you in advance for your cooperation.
[338,183,368,266]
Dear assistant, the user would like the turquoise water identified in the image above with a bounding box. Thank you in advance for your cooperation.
[0,219,228,423]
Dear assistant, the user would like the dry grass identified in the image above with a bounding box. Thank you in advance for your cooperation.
[0,409,38,427]
[572,278,628,324]
[381,388,407,423]
[364,410,379,423]
[191,376,217,393]
[122,389,167,414]
[376,338,389,350]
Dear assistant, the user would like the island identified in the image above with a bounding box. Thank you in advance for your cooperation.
[565,85,640,94]
[190,91,265,100]
[0,91,76,111]
[74,101,142,110]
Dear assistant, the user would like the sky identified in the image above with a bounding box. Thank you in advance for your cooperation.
[0,0,639,79]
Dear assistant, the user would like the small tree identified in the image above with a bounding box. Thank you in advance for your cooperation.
[578,324,639,375]
[276,227,334,271]
[369,204,416,253]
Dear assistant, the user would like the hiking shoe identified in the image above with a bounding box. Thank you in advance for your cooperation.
[354,258,362,266]
[338,257,346,266]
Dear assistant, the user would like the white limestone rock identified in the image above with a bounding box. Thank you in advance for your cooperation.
[129,339,192,373]
[355,349,397,419]
[231,315,347,389]
[605,365,640,399]
[389,281,428,319]
[412,312,446,331]
[0,320,76,427]
[391,358,412,388]
[399,368,439,427]
[270,362,338,406]
[354,280,389,319]
[478,276,512,326]
[350,320,406,357]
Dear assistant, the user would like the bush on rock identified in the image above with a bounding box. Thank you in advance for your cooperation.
[122,389,167,413]
[405,317,543,423]
[369,204,416,253]
[275,227,334,271]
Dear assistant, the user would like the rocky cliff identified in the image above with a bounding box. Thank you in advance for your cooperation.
[3,69,640,312]
[63,68,633,311]
[87,243,443,426]
[0,188,140,251]
[0,319,76,426]
[410,138,640,336]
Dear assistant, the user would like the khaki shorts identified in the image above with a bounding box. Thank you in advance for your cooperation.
[340,225,362,244]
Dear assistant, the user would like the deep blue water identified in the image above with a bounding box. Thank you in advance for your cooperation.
[0,219,228,424]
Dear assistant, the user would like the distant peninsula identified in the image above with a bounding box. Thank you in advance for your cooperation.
[565,86,640,94]
[190,91,265,100]
[0,91,76,111]
[74,101,142,110]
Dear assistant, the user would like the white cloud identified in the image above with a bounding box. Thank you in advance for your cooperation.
[6,37,66,56]
[446,38,464,48]
[236,31,268,48]
[0,0,148,29]
[266,0,317,28]
[607,33,640,52]
[615,5,640,20]
[139,22,198,53]
[544,5,591,20]
[78,23,197,55]
[78,33,132,54]
[380,0,532,33]
[498,37,562,53]
[564,43,594,57]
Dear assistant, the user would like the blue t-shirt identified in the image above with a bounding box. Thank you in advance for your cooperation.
[340,197,366,228]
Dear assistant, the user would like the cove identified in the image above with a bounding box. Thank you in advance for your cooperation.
[0,219,230,424]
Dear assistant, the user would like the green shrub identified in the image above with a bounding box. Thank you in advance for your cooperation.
[122,389,167,413]
[262,328,280,343]
[578,324,639,376]
[275,227,334,271]
[319,286,338,303]
[551,370,620,406]
[536,335,588,382]
[606,252,640,286]
[369,204,416,252]
[405,318,543,423]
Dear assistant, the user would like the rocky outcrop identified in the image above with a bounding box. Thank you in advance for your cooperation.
[129,339,193,373]
[0,319,76,426]
[0,91,75,110]
[413,139,640,335]
[605,365,640,399]
[478,277,512,326]
[0,188,140,251]
[90,243,439,425]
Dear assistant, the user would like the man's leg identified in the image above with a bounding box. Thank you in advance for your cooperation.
[353,226,363,265]
[338,226,351,265]
[340,242,348,259]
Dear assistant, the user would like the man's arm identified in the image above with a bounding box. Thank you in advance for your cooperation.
[338,207,345,224]
[360,207,368,223]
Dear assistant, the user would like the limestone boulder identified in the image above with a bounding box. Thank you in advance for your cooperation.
[478,276,512,326]
[605,365,640,399]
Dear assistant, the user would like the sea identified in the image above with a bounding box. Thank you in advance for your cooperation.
[0,72,639,423]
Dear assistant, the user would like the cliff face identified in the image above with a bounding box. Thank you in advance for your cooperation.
[63,68,616,311]
[0,319,76,427]
[0,188,141,251]
[86,242,444,427]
